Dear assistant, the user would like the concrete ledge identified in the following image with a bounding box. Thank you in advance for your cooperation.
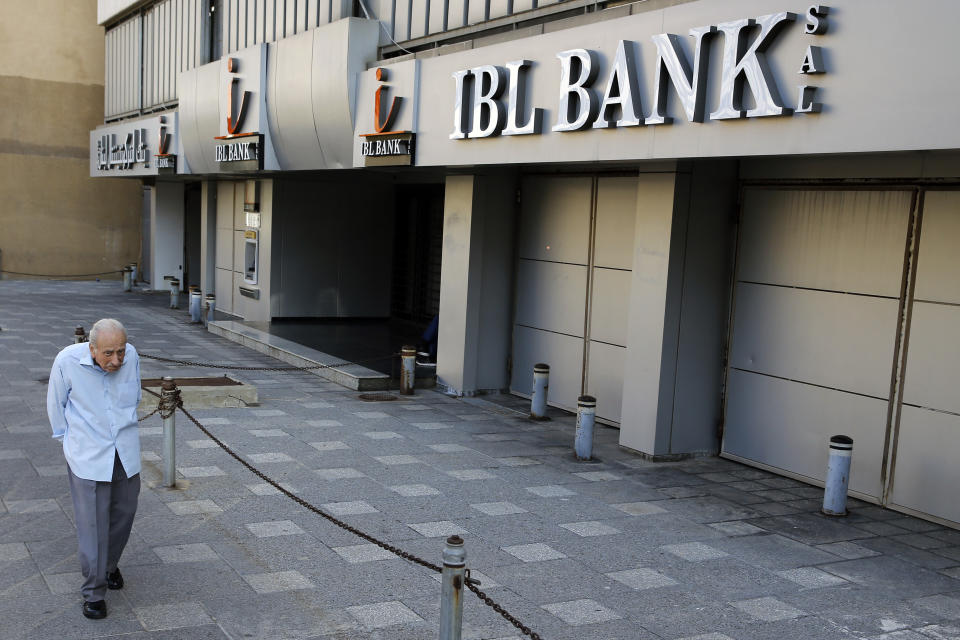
[138,376,258,411]
[207,320,393,391]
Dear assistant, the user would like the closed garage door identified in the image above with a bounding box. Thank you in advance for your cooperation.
[510,175,636,424]
[722,189,913,502]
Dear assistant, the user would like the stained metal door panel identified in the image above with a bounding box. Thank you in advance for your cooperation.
[724,369,886,499]
[589,268,631,347]
[738,190,911,296]
[518,176,592,264]
[902,302,960,414]
[510,325,585,413]
[914,191,960,304]
[594,177,638,270]
[514,259,588,338]
[585,341,626,423]
[729,283,899,398]
[890,406,960,524]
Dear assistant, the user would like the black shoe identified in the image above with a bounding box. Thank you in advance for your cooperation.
[82,600,107,619]
[106,569,123,590]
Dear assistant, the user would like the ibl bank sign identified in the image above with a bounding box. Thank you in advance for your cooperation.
[449,6,829,140]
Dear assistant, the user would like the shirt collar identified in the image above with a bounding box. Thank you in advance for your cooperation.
[79,346,102,371]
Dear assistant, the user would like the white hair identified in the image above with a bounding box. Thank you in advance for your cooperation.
[89,318,127,347]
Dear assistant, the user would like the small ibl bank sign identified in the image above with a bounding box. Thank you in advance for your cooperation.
[214,134,263,172]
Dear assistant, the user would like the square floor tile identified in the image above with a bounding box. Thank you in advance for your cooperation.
[471,502,527,516]
[310,441,350,451]
[333,543,397,563]
[412,422,454,430]
[363,431,403,439]
[34,465,68,476]
[709,521,765,536]
[177,466,226,477]
[43,571,82,595]
[306,420,342,427]
[0,542,30,561]
[912,594,960,620]
[346,600,424,629]
[243,570,314,594]
[612,501,667,516]
[248,452,294,463]
[251,409,287,417]
[374,455,421,465]
[408,521,468,537]
[322,500,378,515]
[246,482,295,495]
[606,568,678,590]
[675,635,735,640]
[302,402,333,409]
[777,567,848,589]
[316,467,366,480]
[560,521,621,537]
[730,596,805,621]
[245,520,306,537]
[448,469,497,480]
[141,451,161,462]
[249,429,288,437]
[573,471,622,481]
[355,411,390,419]
[502,543,566,562]
[663,542,728,561]
[389,484,441,497]
[428,444,469,453]
[5,499,61,514]
[167,499,223,515]
[527,485,577,498]
[153,543,220,564]
[542,599,622,625]
[135,602,212,630]
[202,418,232,425]
[816,541,881,560]
[186,439,219,449]
[495,457,541,467]
[0,449,26,460]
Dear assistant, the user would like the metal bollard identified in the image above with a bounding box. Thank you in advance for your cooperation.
[822,435,853,516]
[204,294,215,326]
[74,325,86,344]
[122,267,132,292]
[400,345,417,395]
[169,278,180,309]
[160,377,177,488]
[439,535,466,640]
[574,395,597,461]
[530,363,550,420]
[128,263,138,284]
[189,287,202,323]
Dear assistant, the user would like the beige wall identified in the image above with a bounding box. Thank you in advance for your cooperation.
[0,0,141,279]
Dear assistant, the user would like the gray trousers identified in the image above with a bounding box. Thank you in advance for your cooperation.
[68,451,140,602]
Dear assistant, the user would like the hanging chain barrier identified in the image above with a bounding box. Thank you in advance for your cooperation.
[0,268,125,278]
[138,385,544,639]
[139,352,396,372]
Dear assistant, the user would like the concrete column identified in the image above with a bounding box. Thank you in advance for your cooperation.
[149,181,185,292]
[200,180,217,298]
[437,174,516,395]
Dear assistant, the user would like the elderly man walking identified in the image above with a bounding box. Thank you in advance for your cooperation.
[47,318,142,620]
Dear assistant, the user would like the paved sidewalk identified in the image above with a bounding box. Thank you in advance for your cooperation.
[1,280,959,640]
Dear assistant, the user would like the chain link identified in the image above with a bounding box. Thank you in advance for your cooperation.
[140,352,396,372]
[138,386,544,639]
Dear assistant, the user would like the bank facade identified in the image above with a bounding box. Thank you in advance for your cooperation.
[91,0,960,528]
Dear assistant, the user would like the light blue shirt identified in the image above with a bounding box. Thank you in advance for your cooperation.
[47,342,142,481]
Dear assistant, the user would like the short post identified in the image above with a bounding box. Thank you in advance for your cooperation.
[530,363,550,420]
[189,287,202,323]
[169,278,180,309]
[128,263,138,284]
[73,325,86,344]
[822,435,853,516]
[439,535,466,640]
[160,377,177,488]
[122,267,132,292]
[400,345,417,395]
[204,293,216,326]
[574,395,597,461]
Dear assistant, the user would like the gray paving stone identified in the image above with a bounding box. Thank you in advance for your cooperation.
[248,429,287,437]
[777,566,849,588]
[4,499,61,514]
[322,500,378,515]
[606,567,678,590]
[502,543,566,562]
[186,439,219,449]
[346,600,424,629]
[309,440,350,451]
[708,520,765,536]
[427,443,470,452]
[316,467,366,480]
[245,482,296,495]
[612,501,667,516]
[526,485,577,498]
[167,499,223,515]
[332,543,398,563]
[912,594,960,620]
[572,471,622,481]
[306,419,342,427]
[362,430,403,439]
[41,571,81,594]
[559,521,621,537]
[389,484,441,496]
[447,469,498,480]
[244,520,305,537]
[135,602,213,630]
[471,501,527,516]
[242,570,314,593]
[541,598,622,625]
[177,466,227,477]
[407,520,468,537]
[663,542,729,561]
[494,456,541,466]
[816,540,883,559]
[374,454,421,465]
[730,595,806,621]
[247,452,295,463]
[822,556,960,598]
[917,625,960,639]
